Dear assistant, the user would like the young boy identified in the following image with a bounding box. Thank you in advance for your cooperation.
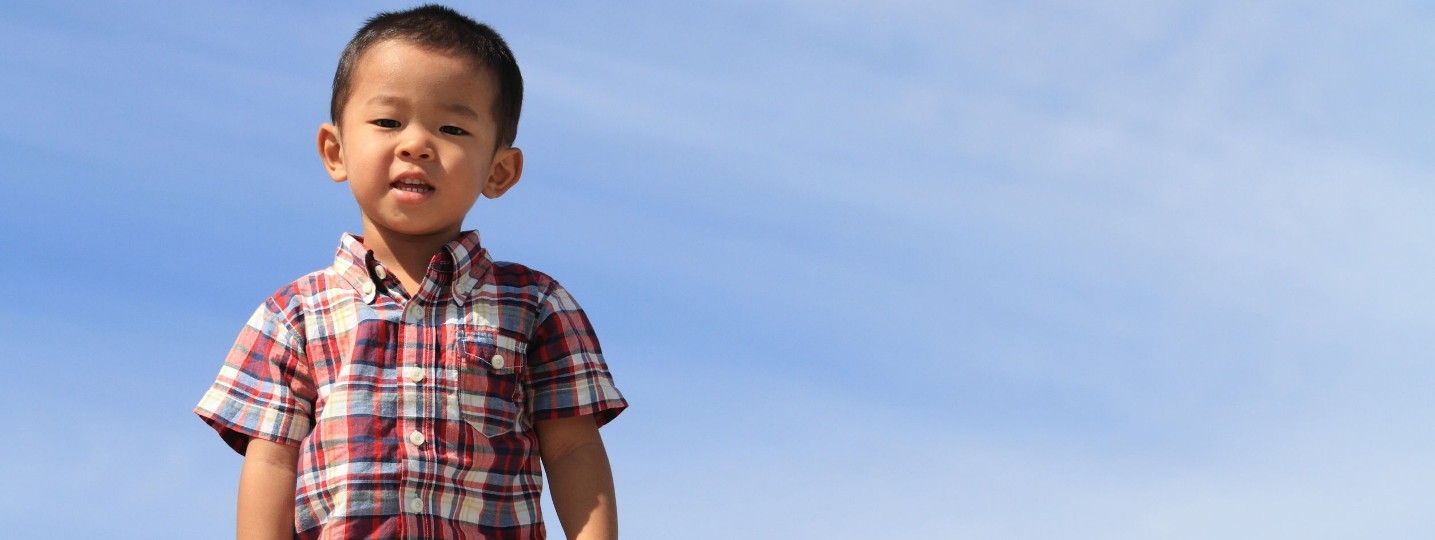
[195,5,627,539]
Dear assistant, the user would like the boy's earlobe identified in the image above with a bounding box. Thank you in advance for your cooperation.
[317,123,347,182]
[482,147,524,199]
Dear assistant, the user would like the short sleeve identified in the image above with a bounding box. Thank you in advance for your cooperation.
[194,296,316,454]
[525,282,627,426]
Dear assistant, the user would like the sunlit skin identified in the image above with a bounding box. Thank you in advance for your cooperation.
[317,39,523,296]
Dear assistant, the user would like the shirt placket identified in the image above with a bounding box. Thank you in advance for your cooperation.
[398,292,436,536]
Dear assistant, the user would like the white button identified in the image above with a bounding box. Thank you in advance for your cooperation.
[491,354,505,369]
[407,497,423,513]
[454,278,476,305]
[361,281,375,295]
[405,305,422,322]
[374,266,388,279]
[408,431,426,446]
[406,367,425,382]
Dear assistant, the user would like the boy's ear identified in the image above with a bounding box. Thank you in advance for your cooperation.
[318,123,347,182]
[482,146,524,199]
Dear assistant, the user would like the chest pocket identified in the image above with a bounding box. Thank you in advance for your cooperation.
[452,328,526,438]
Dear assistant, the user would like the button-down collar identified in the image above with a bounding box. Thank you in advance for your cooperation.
[332,231,493,305]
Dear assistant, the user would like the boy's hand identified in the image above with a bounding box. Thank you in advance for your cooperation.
[238,438,299,540]
[537,416,618,540]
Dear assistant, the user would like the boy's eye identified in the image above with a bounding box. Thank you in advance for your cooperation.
[439,125,469,136]
[372,119,400,128]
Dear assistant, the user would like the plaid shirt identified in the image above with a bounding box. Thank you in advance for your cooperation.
[196,231,626,539]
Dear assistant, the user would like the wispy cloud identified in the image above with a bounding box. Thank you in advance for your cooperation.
[3,1,1432,537]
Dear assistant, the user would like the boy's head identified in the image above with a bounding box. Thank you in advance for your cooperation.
[317,5,525,240]
[331,4,523,147]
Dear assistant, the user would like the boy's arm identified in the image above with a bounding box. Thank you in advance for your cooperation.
[237,438,299,540]
[537,415,618,540]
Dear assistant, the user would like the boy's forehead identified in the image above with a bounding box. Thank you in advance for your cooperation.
[363,94,483,120]
[354,40,491,83]
[344,40,499,108]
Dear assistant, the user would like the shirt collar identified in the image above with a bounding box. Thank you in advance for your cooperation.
[332,231,492,305]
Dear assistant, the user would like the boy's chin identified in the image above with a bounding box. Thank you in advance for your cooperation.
[362,220,467,240]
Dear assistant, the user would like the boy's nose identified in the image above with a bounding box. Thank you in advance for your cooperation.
[397,139,433,160]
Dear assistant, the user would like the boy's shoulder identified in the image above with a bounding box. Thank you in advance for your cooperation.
[244,265,350,325]
[488,258,563,293]
[474,259,580,317]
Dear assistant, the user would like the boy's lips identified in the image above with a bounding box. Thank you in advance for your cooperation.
[390,174,434,202]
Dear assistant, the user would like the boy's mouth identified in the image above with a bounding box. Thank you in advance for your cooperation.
[391,177,434,194]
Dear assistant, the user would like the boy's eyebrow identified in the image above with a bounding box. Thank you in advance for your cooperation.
[366,95,406,107]
[365,95,480,119]
[445,103,480,119]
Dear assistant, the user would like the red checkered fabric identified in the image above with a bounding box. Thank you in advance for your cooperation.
[196,231,627,539]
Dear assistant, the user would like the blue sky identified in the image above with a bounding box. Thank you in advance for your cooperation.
[2,1,1433,538]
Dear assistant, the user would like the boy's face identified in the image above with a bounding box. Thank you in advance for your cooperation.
[318,40,522,241]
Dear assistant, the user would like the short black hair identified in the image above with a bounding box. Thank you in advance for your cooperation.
[330,4,523,147]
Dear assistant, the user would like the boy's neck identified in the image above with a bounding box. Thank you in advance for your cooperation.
[361,224,462,297]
